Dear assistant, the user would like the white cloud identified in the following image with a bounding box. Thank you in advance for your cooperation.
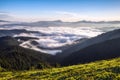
[0,12,19,21]
[53,11,120,22]
[0,13,12,20]
[1,11,120,22]
[55,11,79,17]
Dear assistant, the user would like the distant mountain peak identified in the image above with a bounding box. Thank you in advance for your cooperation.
[53,20,62,22]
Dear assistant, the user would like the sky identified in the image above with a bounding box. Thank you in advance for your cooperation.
[0,0,120,22]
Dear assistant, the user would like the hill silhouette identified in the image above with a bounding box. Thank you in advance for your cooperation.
[0,36,55,70]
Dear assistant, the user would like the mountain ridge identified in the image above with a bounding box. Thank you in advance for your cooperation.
[1,20,120,27]
[0,36,56,70]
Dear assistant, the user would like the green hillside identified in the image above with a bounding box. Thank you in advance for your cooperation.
[0,57,120,80]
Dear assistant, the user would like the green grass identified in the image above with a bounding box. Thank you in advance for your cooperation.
[0,57,120,80]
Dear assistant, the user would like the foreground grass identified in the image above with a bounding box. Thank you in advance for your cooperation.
[0,57,120,80]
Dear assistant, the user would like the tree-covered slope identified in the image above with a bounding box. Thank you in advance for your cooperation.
[56,29,120,59]
[62,37,120,66]
[0,57,120,80]
[0,36,55,70]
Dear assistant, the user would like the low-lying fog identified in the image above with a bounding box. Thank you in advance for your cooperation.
[0,21,120,55]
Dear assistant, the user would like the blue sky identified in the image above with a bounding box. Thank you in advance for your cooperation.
[0,0,120,21]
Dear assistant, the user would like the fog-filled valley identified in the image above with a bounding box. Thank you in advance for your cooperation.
[1,0,120,79]
[1,20,120,55]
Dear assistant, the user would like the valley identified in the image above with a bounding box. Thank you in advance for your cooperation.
[0,20,120,79]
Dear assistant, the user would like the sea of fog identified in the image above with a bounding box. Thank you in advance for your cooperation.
[0,22,120,55]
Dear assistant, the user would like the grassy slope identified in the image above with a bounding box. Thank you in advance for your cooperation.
[0,57,120,80]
